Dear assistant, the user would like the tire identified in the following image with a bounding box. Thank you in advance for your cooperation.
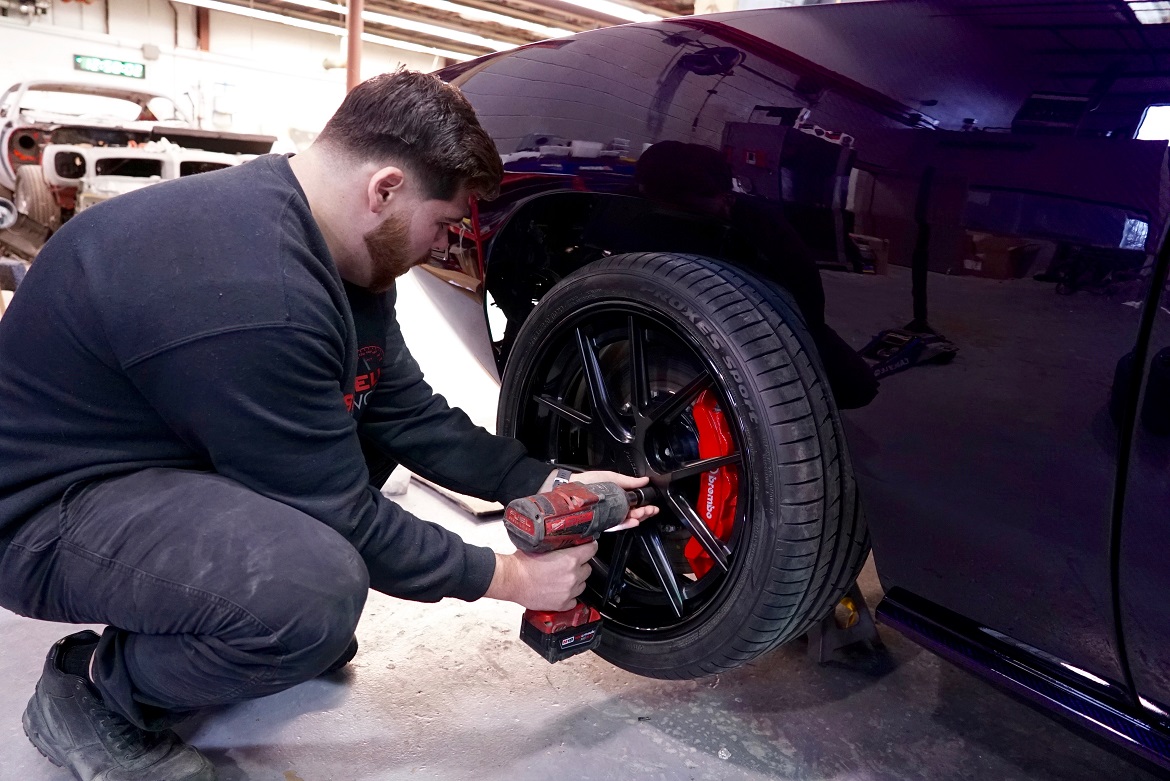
[498,252,869,679]
[14,166,60,232]
[0,197,16,232]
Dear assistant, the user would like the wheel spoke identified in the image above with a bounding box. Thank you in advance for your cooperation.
[665,490,731,574]
[602,530,635,605]
[575,327,633,444]
[628,316,651,413]
[640,530,685,617]
[647,372,713,424]
[535,394,592,427]
[667,452,742,482]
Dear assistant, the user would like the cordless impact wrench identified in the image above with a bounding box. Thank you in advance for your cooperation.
[504,481,657,663]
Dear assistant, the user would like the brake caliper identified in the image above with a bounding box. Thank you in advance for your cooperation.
[685,389,738,579]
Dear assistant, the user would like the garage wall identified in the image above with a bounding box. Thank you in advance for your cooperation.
[0,0,440,148]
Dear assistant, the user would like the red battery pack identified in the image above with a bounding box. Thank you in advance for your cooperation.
[520,603,603,663]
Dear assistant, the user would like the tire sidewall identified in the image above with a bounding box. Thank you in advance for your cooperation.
[498,255,812,676]
[14,166,59,230]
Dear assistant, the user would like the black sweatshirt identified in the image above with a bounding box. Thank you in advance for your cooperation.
[0,154,551,601]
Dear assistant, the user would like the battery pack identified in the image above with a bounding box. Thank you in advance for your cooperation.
[520,604,603,663]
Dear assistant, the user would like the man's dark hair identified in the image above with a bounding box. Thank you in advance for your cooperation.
[317,69,503,201]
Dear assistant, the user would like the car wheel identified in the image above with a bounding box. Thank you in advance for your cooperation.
[0,197,16,232]
[498,253,869,678]
[14,166,60,232]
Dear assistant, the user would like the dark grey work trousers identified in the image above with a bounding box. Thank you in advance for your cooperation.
[0,467,377,730]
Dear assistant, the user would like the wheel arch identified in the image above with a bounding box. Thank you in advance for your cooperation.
[482,189,781,377]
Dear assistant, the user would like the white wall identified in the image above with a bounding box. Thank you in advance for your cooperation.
[695,0,738,12]
[0,0,442,147]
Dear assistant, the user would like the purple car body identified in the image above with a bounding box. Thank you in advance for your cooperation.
[418,0,1170,770]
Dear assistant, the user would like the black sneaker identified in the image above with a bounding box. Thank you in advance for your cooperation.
[22,630,216,781]
[321,635,359,676]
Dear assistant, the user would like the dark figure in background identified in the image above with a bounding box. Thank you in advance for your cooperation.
[634,141,879,409]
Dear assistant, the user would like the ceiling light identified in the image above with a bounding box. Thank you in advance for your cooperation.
[394,0,572,39]
[555,0,667,23]
[1137,104,1170,140]
[281,0,517,50]
[1058,662,1111,687]
[1128,1,1170,24]
[358,29,471,61]
[170,0,473,60]
[1140,697,1169,716]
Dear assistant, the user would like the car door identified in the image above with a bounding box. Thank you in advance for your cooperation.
[1118,246,1170,723]
[798,2,1167,690]
[444,1,1161,687]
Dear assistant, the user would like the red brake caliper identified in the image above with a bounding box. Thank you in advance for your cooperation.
[685,389,738,579]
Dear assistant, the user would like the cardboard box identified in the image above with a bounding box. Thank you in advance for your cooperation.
[960,231,1043,279]
[848,233,890,274]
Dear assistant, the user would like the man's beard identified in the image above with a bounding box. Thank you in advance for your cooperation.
[363,213,422,293]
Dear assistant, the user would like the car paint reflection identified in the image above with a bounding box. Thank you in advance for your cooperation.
[426,0,1170,760]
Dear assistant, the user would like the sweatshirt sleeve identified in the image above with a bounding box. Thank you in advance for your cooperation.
[355,293,552,504]
[122,322,496,603]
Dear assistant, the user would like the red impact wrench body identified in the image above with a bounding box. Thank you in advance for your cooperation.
[503,481,657,663]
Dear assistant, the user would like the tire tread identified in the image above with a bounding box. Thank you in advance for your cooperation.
[498,252,870,680]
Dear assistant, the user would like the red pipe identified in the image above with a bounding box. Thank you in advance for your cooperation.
[346,0,363,92]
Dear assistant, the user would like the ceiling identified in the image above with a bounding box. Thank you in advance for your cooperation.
[240,0,696,62]
[943,0,1170,135]
[193,0,1170,134]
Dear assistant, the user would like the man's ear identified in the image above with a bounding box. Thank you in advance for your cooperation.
[368,166,406,214]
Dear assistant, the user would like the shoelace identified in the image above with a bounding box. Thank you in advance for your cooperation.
[90,706,163,758]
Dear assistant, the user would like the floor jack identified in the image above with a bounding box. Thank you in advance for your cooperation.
[859,164,959,380]
[859,325,957,379]
[805,582,884,663]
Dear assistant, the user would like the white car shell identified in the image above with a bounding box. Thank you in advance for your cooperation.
[0,80,191,193]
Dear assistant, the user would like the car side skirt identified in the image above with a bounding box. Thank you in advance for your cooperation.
[877,588,1170,774]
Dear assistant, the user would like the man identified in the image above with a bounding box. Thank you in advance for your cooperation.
[0,70,654,781]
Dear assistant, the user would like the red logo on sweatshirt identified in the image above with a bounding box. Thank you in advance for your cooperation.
[344,345,384,415]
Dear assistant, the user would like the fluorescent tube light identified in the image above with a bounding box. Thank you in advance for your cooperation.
[1137,104,1170,140]
[1058,662,1111,688]
[170,0,474,60]
[1140,697,1169,717]
[394,0,573,39]
[555,0,667,23]
[281,0,517,50]
[1128,1,1170,24]
[359,29,472,60]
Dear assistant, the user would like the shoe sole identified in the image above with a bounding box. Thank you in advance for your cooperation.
[322,636,359,676]
[23,702,216,781]
[22,702,71,775]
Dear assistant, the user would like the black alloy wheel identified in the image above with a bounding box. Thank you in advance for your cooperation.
[499,253,869,679]
[518,302,747,632]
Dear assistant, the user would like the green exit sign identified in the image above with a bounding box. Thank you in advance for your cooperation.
[73,55,146,80]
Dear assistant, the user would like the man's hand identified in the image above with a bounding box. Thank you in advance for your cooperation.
[484,544,597,611]
[538,468,660,531]
[485,469,659,610]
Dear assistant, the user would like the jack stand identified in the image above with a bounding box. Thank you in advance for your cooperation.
[806,582,883,663]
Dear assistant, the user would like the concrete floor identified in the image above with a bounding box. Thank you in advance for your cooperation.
[0,514,1157,781]
[0,270,1161,780]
